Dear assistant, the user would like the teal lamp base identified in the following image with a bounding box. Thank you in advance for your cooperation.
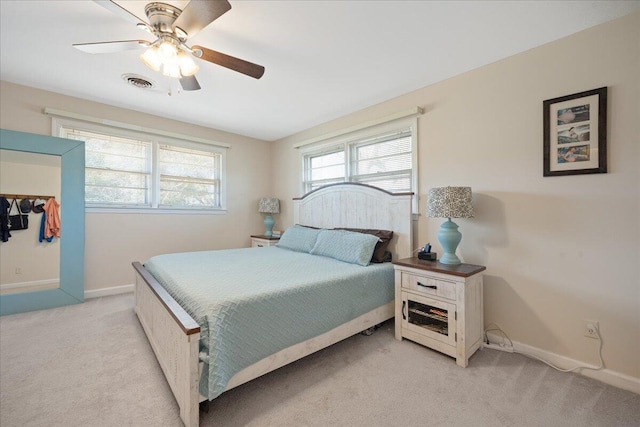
[263,215,275,237]
[438,218,462,265]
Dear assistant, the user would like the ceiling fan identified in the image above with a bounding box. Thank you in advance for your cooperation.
[73,0,265,91]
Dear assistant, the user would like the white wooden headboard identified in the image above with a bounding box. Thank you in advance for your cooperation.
[293,183,414,260]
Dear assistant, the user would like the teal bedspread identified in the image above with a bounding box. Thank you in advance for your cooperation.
[144,246,394,399]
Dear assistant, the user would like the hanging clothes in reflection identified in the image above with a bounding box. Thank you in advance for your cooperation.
[39,212,53,243]
[0,196,10,242]
[43,198,61,239]
[30,199,51,243]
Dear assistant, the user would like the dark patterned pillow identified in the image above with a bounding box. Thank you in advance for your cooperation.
[334,228,394,263]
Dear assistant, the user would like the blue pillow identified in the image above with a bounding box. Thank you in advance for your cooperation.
[275,225,321,253]
[310,229,380,266]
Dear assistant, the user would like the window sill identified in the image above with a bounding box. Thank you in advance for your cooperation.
[86,207,227,215]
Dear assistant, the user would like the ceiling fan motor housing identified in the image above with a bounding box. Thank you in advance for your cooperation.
[145,2,183,36]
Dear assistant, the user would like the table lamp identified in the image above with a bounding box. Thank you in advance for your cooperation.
[258,197,280,237]
[426,186,473,265]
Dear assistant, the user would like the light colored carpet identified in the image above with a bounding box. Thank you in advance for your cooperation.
[1,294,638,427]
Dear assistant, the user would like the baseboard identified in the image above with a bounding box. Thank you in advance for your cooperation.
[0,278,59,290]
[485,332,639,395]
[84,284,134,299]
[0,278,60,295]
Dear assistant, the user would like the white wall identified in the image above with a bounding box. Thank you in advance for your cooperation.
[0,81,272,292]
[271,12,640,380]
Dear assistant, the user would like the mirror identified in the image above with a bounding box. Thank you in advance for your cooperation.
[0,129,85,315]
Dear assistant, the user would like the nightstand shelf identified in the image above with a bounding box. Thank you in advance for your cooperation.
[250,235,280,248]
[393,258,486,367]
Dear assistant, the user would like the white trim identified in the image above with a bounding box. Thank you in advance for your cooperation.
[152,141,160,209]
[0,278,59,290]
[409,117,419,214]
[85,284,134,299]
[45,107,231,149]
[486,332,640,394]
[86,207,227,214]
[293,107,424,149]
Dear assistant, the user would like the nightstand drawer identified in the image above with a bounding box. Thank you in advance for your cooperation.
[401,272,456,300]
[251,235,280,248]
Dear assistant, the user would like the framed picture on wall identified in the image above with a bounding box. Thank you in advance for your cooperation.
[543,87,607,177]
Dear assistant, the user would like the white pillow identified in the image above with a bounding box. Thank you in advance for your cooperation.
[310,229,380,266]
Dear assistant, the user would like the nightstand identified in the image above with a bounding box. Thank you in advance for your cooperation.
[250,235,280,248]
[393,258,486,367]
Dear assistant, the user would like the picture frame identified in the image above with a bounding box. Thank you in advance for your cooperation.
[543,87,607,177]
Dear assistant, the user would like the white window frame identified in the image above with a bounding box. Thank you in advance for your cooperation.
[300,117,418,213]
[53,117,227,214]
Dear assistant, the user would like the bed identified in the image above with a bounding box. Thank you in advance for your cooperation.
[132,183,413,426]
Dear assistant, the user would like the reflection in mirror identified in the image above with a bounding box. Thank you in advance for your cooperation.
[0,150,62,295]
[0,129,84,316]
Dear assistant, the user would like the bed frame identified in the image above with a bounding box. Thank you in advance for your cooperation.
[132,183,413,426]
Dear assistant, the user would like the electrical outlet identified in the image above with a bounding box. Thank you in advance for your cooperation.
[15,267,22,274]
[583,320,599,339]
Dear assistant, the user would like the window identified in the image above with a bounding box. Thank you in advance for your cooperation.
[56,121,225,212]
[157,144,221,208]
[302,125,416,196]
[305,147,345,191]
[349,130,412,192]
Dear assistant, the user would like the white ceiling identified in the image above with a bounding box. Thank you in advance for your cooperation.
[1,1,638,141]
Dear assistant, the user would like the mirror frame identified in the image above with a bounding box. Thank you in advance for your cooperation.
[0,129,85,315]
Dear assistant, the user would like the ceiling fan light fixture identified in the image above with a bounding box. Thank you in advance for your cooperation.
[140,46,162,72]
[76,0,263,88]
[158,41,178,62]
[162,62,181,79]
[177,51,199,76]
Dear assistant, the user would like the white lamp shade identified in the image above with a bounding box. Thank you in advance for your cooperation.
[162,62,181,78]
[140,47,162,72]
[140,42,199,80]
[158,41,178,62]
[426,187,473,218]
[177,51,199,76]
[258,197,280,214]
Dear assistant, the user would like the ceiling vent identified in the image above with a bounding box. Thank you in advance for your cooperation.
[122,74,156,89]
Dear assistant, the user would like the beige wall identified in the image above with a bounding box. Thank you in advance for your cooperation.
[0,81,272,292]
[0,12,637,382]
[272,13,640,379]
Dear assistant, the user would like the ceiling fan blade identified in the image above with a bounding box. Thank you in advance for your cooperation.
[93,0,147,25]
[180,75,201,91]
[73,40,151,54]
[193,46,265,79]
[172,0,231,39]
